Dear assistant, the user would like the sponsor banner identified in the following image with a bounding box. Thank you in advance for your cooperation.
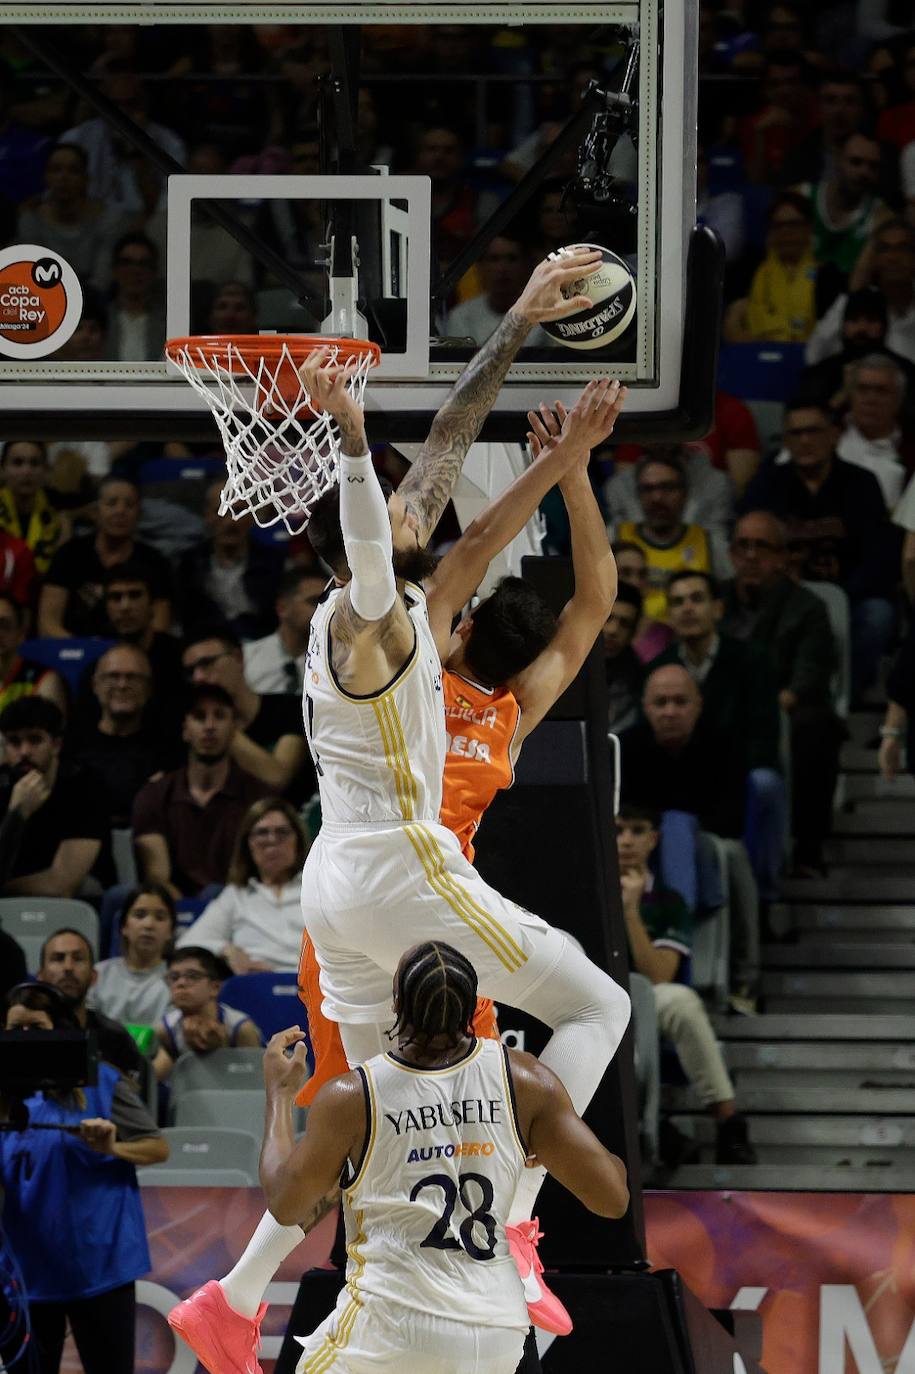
[59,1189,915,1373]
[645,1191,915,1374]
[0,244,82,358]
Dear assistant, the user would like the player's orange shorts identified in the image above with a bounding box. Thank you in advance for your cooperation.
[295,930,500,1107]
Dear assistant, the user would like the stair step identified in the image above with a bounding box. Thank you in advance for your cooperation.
[825,838,915,864]
[833,805,915,836]
[655,1163,915,1191]
[712,1013,915,1040]
[763,970,915,997]
[762,943,915,968]
[673,1114,915,1147]
[780,871,915,902]
[726,1068,915,1092]
[792,904,915,931]
[840,774,915,800]
[791,928,915,946]
[766,997,915,1014]
[665,1084,915,1113]
[840,743,879,771]
[845,711,883,745]
[725,1042,915,1071]
[671,1143,914,1168]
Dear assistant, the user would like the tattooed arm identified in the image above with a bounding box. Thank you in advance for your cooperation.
[398,248,604,545]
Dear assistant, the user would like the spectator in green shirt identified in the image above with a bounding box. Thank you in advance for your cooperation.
[616,805,756,1168]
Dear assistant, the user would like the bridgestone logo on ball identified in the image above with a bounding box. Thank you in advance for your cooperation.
[542,243,637,352]
[0,244,83,359]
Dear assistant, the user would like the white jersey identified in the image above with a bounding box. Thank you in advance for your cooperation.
[339,1038,529,1331]
[303,581,446,827]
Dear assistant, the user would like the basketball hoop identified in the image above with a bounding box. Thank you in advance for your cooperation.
[165,334,381,531]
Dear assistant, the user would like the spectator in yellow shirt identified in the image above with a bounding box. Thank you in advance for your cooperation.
[725,193,819,343]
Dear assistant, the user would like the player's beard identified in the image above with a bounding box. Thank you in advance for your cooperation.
[392,546,440,583]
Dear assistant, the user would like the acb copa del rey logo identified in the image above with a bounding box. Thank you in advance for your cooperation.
[0,244,83,359]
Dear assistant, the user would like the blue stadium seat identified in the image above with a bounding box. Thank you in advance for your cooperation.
[19,638,115,694]
[220,971,302,1040]
[718,343,806,403]
[137,457,225,485]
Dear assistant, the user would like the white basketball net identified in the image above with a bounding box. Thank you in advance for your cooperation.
[166,337,376,532]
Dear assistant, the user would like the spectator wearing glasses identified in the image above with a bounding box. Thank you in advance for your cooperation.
[104,232,166,363]
[0,439,70,575]
[724,193,819,344]
[242,567,326,695]
[38,476,172,639]
[600,582,645,735]
[741,397,898,696]
[175,798,308,975]
[131,684,269,899]
[182,627,313,801]
[614,452,732,625]
[796,287,915,423]
[836,353,913,505]
[722,511,845,878]
[0,594,67,717]
[603,442,734,545]
[89,884,175,1025]
[177,480,286,640]
[153,946,263,1083]
[72,642,175,827]
[806,219,915,367]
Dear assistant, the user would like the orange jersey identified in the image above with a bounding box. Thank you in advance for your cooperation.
[439,670,521,864]
[296,670,519,1104]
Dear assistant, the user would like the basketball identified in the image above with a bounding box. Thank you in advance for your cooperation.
[541,243,637,350]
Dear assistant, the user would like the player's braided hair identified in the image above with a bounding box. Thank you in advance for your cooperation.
[391,941,478,1050]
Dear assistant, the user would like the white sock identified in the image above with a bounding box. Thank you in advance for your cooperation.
[219,1211,305,1318]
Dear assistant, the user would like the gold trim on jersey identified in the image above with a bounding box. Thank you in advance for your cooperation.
[300,1211,367,1374]
[404,823,528,974]
[372,694,418,821]
[384,1039,484,1077]
[345,1067,378,1194]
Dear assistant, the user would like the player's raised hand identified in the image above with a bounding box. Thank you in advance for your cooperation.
[526,379,628,460]
[263,1026,311,1097]
[513,248,603,324]
[298,348,366,446]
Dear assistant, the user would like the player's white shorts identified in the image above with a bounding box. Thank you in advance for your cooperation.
[302,819,566,1024]
[294,1288,526,1374]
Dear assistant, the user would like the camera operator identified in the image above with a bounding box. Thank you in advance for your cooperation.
[0,982,168,1374]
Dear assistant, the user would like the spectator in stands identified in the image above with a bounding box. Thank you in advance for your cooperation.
[797,132,891,279]
[175,797,308,973]
[724,194,819,344]
[72,642,173,827]
[131,683,269,898]
[62,69,186,217]
[797,286,915,421]
[412,125,479,270]
[103,232,166,363]
[90,884,175,1025]
[15,141,121,292]
[600,583,644,734]
[878,622,915,783]
[0,594,67,716]
[697,144,746,266]
[613,541,674,663]
[696,392,762,497]
[603,442,735,543]
[836,353,913,504]
[806,219,915,365]
[242,567,325,694]
[152,945,263,1082]
[877,36,915,152]
[0,981,167,1374]
[0,78,50,205]
[0,927,26,1002]
[893,469,915,602]
[722,511,845,878]
[182,627,312,799]
[38,927,148,1090]
[0,698,109,899]
[52,289,108,364]
[101,559,184,693]
[0,526,37,610]
[617,806,756,1166]
[741,50,817,184]
[208,281,259,334]
[613,451,732,624]
[0,439,70,575]
[177,480,285,639]
[39,475,172,638]
[619,664,760,1003]
[741,397,898,695]
[780,70,873,187]
[444,234,551,348]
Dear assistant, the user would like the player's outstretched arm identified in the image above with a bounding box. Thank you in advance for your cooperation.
[398,250,604,546]
[260,1027,364,1226]
[510,389,627,742]
[510,1049,629,1219]
[425,378,624,652]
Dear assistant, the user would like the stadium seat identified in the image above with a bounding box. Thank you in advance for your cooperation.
[137,1126,261,1187]
[137,457,225,486]
[718,343,806,403]
[689,836,731,1011]
[0,897,99,974]
[169,1046,266,1100]
[172,1088,266,1133]
[220,971,302,1040]
[19,638,115,694]
[744,400,785,460]
[801,581,851,719]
